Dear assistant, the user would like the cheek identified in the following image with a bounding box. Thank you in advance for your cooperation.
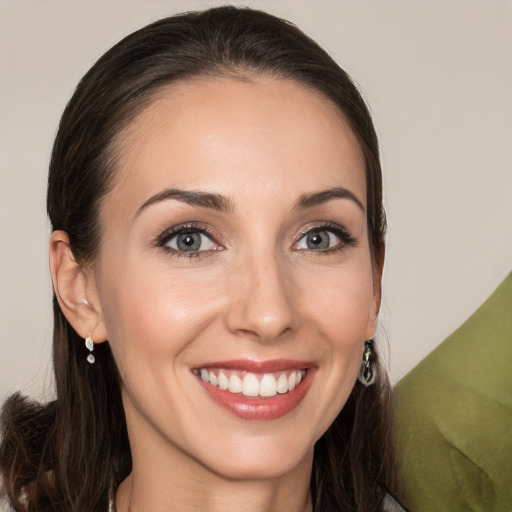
[297,257,375,411]
[98,262,225,363]
[300,260,376,343]
[299,268,372,443]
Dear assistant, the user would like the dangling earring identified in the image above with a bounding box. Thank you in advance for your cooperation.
[85,334,95,364]
[358,339,376,386]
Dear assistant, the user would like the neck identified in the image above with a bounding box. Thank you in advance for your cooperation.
[115,440,313,512]
[117,472,313,512]
[116,393,316,512]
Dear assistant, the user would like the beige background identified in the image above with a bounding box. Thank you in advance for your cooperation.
[1,0,511,402]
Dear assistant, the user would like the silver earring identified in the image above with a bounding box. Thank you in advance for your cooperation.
[358,339,376,386]
[85,334,95,364]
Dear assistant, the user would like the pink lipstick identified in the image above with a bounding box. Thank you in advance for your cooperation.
[193,359,315,420]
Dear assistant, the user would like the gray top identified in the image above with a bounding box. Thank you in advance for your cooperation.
[383,493,408,512]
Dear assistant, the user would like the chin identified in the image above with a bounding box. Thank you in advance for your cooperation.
[192,430,315,482]
[211,450,312,482]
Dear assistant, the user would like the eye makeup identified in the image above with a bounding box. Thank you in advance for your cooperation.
[293,221,357,254]
[156,222,223,259]
[154,218,356,261]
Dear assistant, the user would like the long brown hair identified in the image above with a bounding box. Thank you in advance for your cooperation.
[0,7,395,511]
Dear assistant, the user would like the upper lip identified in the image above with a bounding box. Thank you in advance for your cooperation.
[192,359,314,373]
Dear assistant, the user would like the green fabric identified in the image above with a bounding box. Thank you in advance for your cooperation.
[394,272,512,512]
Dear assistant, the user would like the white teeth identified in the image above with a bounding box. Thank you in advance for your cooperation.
[218,371,229,390]
[288,372,297,391]
[276,373,289,394]
[229,374,242,394]
[198,369,307,397]
[259,374,277,397]
[242,373,260,397]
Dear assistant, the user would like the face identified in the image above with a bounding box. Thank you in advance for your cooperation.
[92,77,380,481]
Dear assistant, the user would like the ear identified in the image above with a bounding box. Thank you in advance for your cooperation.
[367,240,385,339]
[49,231,108,343]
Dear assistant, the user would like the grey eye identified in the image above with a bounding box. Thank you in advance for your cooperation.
[166,231,217,252]
[296,230,341,251]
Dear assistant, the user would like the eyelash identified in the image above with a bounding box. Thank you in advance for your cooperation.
[294,222,356,254]
[156,221,356,259]
[156,223,221,259]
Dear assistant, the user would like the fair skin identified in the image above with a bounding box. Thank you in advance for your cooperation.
[50,77,381,512]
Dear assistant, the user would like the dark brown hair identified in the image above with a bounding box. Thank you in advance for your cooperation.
[1,6,395,511]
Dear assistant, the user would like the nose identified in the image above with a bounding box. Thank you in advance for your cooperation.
[224,252,296,342]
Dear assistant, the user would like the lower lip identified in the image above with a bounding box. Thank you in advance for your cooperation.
[197,370,315,421]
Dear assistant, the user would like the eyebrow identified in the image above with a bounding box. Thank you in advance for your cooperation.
[295,187,365,212]
[135,185,364,219]
[134,188,234,218]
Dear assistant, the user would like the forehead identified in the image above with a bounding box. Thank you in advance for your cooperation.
[108,76,366,214]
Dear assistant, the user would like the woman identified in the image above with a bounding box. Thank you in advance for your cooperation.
[0,6,404,512]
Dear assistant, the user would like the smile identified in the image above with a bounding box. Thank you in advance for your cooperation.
[192,360,315,420]
[194,368,307,398]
